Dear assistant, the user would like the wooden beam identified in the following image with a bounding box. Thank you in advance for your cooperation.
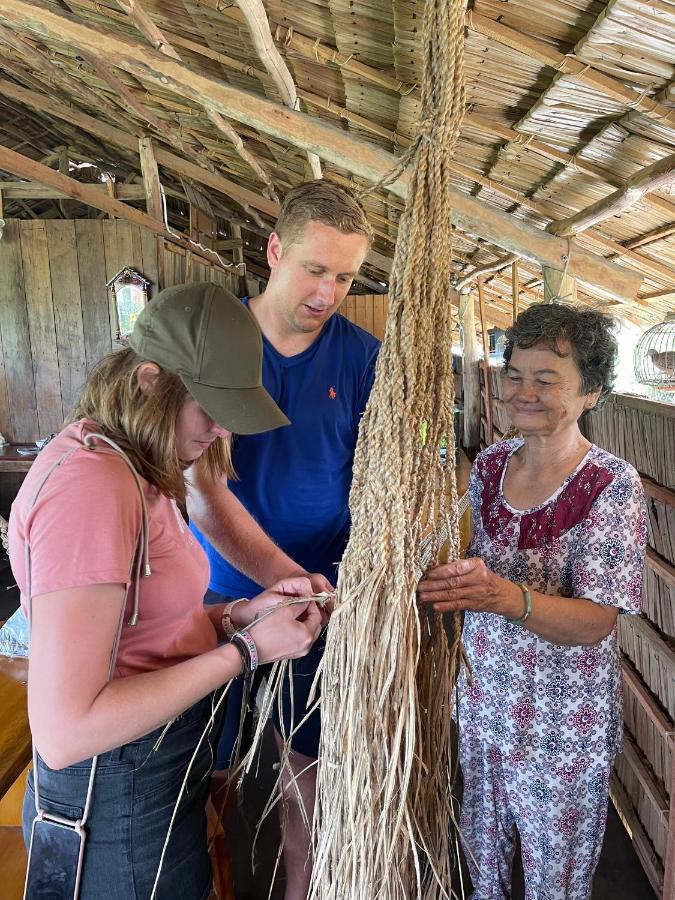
[0,7,644,301]
[113,0,181,59]
[623,221,675,252]
[466,11,675,129]
[549,152,675,238]
[543,267,577,304]
[205,108,279,203]
[0,181,146,200]
[465,113,675,224]
[455,252,519,294]
[138,136,163,221]
[0,144,226,269]
[0,78,277,221]
[461,293,481,451]
[271,21,415,96]
[233,0,321,179]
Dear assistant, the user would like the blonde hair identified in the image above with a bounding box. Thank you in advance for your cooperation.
[68,348,233,503]
[275,179,373,249]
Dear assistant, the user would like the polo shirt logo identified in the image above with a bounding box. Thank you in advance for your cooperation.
[329,386,337,399]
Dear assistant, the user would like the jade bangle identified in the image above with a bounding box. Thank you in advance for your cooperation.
[506,582,532,625]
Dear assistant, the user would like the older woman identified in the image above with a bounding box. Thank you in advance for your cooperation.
[418,303,647,900]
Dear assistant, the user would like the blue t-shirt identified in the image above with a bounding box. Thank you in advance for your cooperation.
[191,306,380,597]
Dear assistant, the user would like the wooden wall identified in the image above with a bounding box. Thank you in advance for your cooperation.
[341,293,389,341]
[0,219,238,442]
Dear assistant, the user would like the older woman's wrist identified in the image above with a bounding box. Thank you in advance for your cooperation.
[499,579,528,620]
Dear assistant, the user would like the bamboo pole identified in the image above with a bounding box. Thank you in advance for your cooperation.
[461,294,481,451]
[511,261,520,322]
[477,281,493,446]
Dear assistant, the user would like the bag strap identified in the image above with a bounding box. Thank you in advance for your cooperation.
[25,432,151,828]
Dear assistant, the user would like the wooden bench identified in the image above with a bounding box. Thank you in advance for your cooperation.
[0,655,30,899]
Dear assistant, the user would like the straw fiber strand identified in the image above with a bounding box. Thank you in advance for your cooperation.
[309,0,467,896]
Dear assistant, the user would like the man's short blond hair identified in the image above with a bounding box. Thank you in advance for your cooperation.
[275,179,373,250]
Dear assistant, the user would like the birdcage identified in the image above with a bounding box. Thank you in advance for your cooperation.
[634,312,675,390]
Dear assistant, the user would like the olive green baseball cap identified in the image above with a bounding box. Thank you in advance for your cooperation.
[129,282,289,434]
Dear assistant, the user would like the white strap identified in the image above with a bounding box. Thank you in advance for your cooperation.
[25,433,151,827]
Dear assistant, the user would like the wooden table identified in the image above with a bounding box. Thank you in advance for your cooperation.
[0,445,37,474]
[0,445,36,515]
[0,656,30,800]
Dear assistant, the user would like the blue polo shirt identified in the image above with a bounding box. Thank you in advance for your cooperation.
[191,307,380,597]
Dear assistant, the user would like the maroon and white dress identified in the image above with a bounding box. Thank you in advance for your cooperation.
[458,439,647,900]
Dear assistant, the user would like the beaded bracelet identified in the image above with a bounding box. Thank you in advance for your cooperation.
[229,629,259,679]
[506,582,532,626]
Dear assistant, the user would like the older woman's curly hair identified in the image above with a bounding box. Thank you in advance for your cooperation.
[503,302,618,409]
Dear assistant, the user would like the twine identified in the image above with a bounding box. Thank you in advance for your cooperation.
[310,0,469,895]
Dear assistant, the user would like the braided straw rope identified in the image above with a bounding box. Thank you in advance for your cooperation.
[309,0,468,896]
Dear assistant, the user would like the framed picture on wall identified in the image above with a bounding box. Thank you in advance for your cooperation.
[106,267,152,343]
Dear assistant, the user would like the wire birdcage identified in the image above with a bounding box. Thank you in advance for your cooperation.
[634,312,675,390]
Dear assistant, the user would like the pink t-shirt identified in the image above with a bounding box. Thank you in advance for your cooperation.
[9,419,217,677]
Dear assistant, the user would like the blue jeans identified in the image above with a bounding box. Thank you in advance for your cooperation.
[23,695,221,900]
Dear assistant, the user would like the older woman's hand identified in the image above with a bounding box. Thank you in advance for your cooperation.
[418,557,523,617]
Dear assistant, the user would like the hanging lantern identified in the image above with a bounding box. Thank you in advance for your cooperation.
[634,312,675,391]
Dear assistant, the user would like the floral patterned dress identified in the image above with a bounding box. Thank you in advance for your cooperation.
[458,439,647,899]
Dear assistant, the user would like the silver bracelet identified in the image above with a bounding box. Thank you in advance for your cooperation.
[229,629,259,678]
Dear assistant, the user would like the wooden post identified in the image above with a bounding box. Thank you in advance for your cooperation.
[477,281,493,446]
[543,266,577,303]
[461,293,481,452]
[139,137,163,222]
[229,224,246,295]
[511,261,520,322]
[57,146,72,218]
[138,137,164,289]
[663,735,675,900]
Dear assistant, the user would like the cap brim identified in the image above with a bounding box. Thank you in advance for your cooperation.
[181,376,290,435]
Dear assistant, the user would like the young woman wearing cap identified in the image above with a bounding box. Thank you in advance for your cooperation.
[8,283,323,900]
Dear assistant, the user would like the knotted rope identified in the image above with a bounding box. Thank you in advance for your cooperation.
[309,0,468,895]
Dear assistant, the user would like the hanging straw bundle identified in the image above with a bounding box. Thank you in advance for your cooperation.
[308,0,468,896]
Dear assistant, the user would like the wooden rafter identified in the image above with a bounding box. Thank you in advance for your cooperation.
[0,78,278,223]
[205,108,280,203]
[0,23,103,113]
[0,143,237,270]
[113,0,181,59]
[0,1,644,303]
[549,152,675,237]
[233,0,321,179]
[465,11,675,129]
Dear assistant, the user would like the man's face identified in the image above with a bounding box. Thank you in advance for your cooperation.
[266,221,369,334]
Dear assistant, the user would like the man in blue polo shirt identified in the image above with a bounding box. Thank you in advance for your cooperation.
[188,179,379,900]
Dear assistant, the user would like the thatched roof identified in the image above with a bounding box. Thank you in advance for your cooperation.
[0,0,673,329]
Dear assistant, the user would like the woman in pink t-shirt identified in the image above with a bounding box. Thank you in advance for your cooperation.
[10,283,323,900]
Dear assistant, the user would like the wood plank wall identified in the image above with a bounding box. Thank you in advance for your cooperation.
[341,293,389,340]
[0,219,237,442]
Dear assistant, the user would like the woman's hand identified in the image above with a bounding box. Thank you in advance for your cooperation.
[417,557,523,618]
[235,576,324,664]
